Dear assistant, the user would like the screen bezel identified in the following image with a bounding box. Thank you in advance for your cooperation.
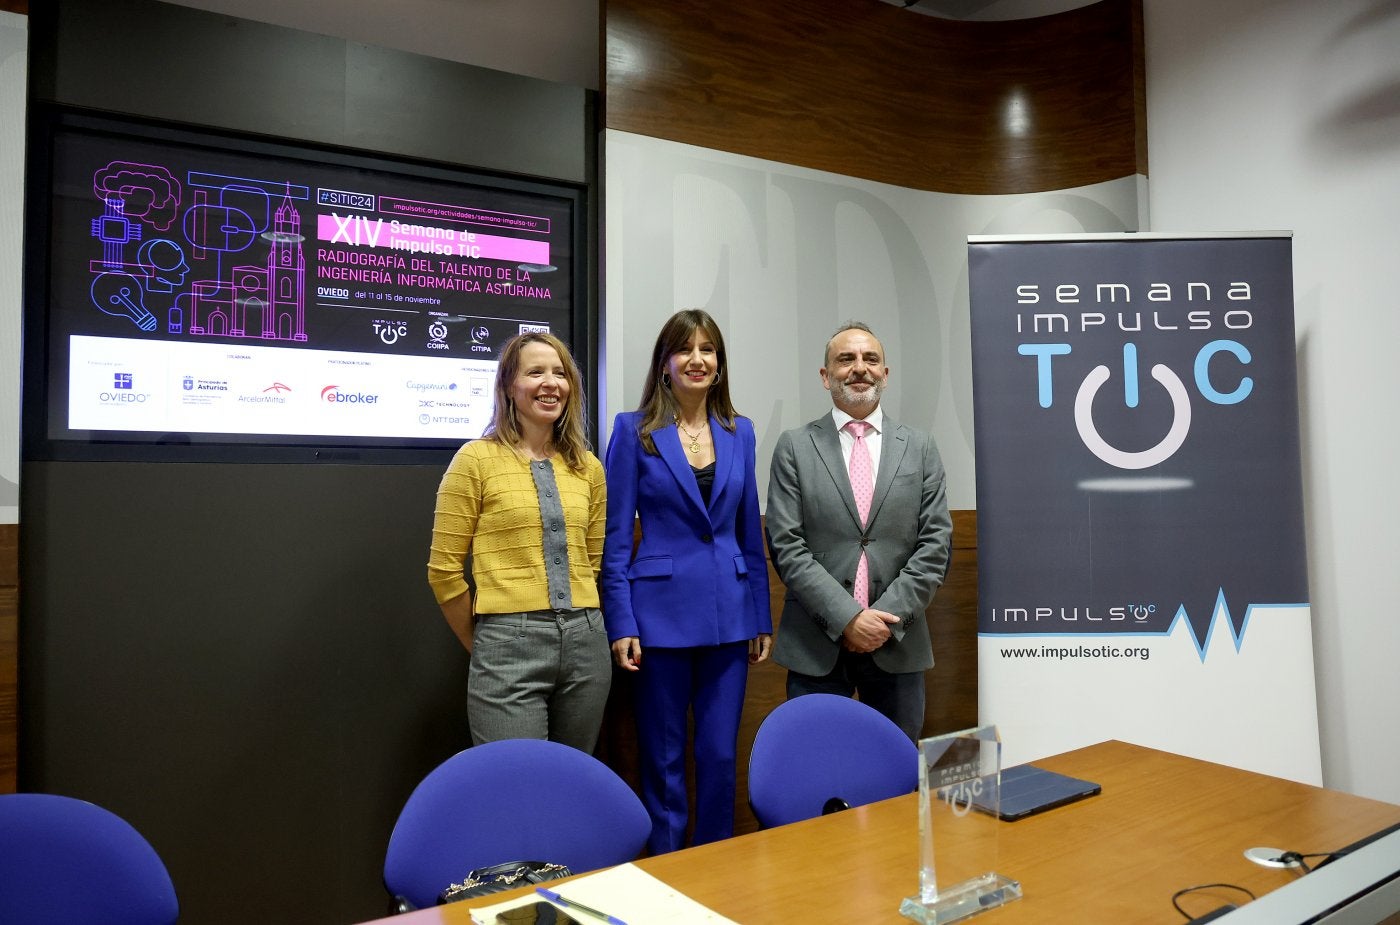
[22,107,592,466]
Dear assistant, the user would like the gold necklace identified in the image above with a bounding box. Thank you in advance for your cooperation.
[674,415,707,454]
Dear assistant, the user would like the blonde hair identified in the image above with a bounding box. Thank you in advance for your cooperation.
[484,332,591,470]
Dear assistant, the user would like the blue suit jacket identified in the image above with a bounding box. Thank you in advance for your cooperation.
[601,411,773,647]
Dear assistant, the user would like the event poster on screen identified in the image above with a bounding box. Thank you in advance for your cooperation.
[44,122,576,448]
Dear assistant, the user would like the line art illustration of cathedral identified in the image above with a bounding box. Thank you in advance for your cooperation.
[186,185,308,342]
[88,161,311,344]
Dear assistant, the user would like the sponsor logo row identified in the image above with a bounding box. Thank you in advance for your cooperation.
[367,316,551,352]
[97,372,484,422]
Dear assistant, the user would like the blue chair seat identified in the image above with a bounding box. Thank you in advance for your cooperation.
[748,693,919,828]
[384,739,650,910]
[0,793,179,925]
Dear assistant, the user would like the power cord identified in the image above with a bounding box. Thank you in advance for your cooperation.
[1171,882,1257,921]
[1272,849,1350,874]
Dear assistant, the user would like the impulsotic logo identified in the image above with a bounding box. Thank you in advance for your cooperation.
[1014,279,1257,471]
[1019,339,1253,470]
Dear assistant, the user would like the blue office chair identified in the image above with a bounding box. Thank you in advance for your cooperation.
[384,738,650,910]
[748,693,919,828]
[0,792,180,925]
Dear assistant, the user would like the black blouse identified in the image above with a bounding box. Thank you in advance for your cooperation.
[691,461,717,506]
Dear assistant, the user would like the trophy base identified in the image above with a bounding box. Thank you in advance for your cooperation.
[899,872,1022,924]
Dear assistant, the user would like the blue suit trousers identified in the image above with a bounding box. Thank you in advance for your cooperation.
[634,642,749,854]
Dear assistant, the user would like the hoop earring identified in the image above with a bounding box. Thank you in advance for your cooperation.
[714,368,723,384]
[662,372,672,388]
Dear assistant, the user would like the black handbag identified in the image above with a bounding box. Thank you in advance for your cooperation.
[438,860,572,905]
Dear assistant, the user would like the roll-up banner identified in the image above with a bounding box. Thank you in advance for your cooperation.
[968,234,1320,784]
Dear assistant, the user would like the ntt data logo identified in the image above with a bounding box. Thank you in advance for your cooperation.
[321,384,380,405]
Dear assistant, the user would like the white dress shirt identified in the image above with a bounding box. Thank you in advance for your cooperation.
[831,405,883,486]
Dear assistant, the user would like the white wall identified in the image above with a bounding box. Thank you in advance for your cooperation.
[0,11,25,523]
[603,130,1142,510]
[1144,0,1400,804]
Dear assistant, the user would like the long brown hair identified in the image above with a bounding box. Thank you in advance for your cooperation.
[485,332,592,470]
[636,309,738,455]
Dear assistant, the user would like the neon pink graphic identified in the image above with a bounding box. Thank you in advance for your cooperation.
[90,197,142,269]
[184,186,307,342]
[87,163,313,343]
[316,214,548,264]
[182,182,264,266]
[378,196,551,234]
[93,162,182,232]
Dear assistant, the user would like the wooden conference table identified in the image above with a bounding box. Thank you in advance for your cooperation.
[362,740,1400,924]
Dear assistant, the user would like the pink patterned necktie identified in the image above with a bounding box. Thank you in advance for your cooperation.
[845,420,874,609]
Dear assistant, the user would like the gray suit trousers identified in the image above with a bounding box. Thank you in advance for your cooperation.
[467,608,611,752]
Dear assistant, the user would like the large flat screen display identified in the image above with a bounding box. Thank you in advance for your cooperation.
[28,112,584,461]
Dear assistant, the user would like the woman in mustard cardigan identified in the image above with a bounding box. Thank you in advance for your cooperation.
[427,332,610,750]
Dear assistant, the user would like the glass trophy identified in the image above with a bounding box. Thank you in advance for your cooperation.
[899,725,1021,924]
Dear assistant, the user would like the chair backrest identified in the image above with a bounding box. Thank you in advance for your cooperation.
[748,693,919,828]
[0,793,180,925]
[383,739,650,910]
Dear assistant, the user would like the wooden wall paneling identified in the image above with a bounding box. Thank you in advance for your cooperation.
[1132,0,1149,176]
[0,587,14,795]
[1,2,21,796]
[0,524,17,794]
[925,509,979,737]
[606,0,1143,195]
[0,524,15,598]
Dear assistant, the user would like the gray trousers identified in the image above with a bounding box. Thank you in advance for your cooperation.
[467,608,612,752]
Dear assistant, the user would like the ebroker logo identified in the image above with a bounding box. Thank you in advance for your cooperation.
[321,384,380,405]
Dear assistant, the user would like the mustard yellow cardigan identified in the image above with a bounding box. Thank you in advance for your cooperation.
[428,439,606,613]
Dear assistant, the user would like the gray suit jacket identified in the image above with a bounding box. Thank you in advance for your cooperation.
[766,411,952,676]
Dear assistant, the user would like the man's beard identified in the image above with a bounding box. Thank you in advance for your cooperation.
[833,375,884,409]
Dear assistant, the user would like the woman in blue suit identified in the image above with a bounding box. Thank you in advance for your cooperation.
[602,309,772,854]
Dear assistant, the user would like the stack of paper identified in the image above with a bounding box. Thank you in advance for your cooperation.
[469,864,737,925]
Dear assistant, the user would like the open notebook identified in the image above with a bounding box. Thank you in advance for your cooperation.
[470,864,738,925]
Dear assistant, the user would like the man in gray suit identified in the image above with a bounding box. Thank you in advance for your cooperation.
[766,322,952,740]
